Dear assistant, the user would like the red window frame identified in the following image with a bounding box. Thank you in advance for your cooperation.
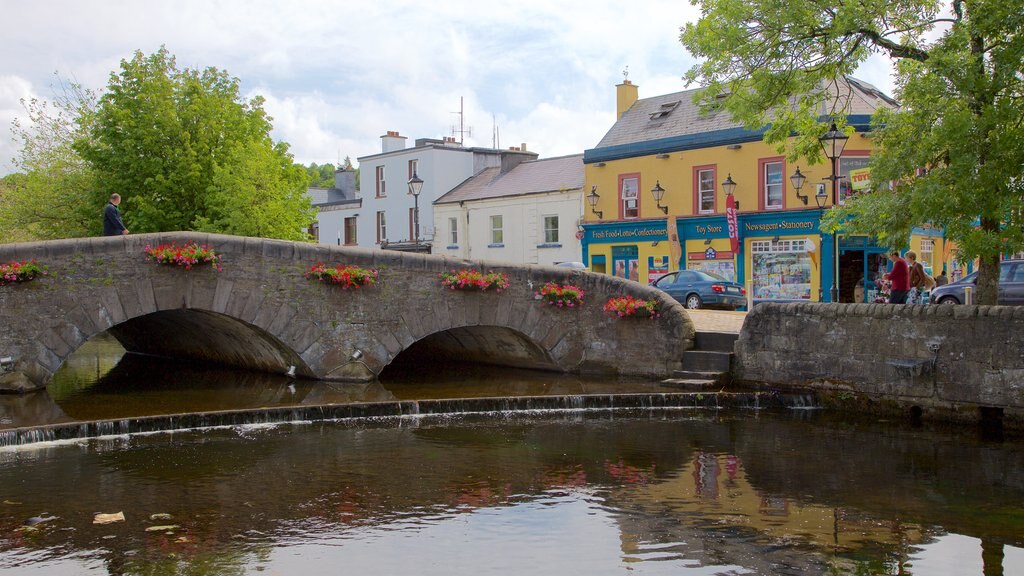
[618,173,641,219]
[692,164,717,215]
[757,156,787,211]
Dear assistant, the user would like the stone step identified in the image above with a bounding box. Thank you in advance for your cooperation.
[672,369,724,380]
[694,331,739,353]
[681,350,733,372]
[661,378,720,388]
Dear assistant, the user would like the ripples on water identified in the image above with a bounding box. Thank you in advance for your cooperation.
[0,336,1021,575]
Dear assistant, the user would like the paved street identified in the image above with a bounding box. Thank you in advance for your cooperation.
[686,309,746,333]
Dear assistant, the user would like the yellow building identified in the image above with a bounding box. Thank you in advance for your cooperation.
[581,77,952,304]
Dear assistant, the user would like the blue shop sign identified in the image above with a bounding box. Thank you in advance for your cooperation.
[679,216,729,239]
[584,220,667,244]
[740,211,821,235]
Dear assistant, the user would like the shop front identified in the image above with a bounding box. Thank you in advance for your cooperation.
[736,212,822,303]
[582,220,670,284]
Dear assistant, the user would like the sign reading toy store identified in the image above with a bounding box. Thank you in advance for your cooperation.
[725,194,739,253]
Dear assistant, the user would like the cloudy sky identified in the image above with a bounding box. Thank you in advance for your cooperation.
[0,0,896,176]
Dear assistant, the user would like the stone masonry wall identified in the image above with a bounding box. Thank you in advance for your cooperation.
[0,233,694,390]
[734,302,1024,423]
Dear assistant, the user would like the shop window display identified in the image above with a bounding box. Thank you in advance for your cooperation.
[688,260,737,282]
[751,239,812,300]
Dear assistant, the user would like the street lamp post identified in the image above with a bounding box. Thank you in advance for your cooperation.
[819,122,849,302]
[408,171,424,245]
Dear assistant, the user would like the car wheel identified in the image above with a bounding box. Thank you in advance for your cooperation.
[685,294,703,309]
[937,296,960,305]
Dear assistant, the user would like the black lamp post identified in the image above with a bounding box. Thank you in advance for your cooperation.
[408,171,424,244]
[587,185,603,219]
[650,180,668,214]
[721,173,740,209]
[819,122,849,302]
[791,167,807,205]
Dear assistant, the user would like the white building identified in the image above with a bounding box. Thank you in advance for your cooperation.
[433,154,584,266]
[353,132,537,252]
[307,168,359,245]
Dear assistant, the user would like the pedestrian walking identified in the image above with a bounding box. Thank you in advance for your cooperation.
[103,193,129,236]
[886,250,910,304]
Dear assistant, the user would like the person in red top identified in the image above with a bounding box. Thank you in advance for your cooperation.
[886,249,910,304]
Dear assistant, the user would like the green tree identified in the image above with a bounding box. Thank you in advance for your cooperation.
[195,139,315,240]
[305,162,337,188]
[0,79,100,241]
[681,0,1024,304]
[75,47,315,240]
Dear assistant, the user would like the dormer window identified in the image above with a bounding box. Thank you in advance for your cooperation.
[649,100,680,120]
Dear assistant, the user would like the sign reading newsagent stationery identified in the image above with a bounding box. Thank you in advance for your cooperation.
[584,220,668,243]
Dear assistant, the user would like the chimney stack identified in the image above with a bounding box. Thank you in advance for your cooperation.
[381,130,407,153]
[616,80,639,120]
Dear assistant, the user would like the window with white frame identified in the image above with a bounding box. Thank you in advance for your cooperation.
[376,211,386,244]
[764,161,783,208]
[448,217,458,245]
[408,159,418,182]
[920,238,934,269]
[543,215,559,243]
[620,177,639,219]
[375,166,386,197]
[490,215,503,245]
[698,168,715,213]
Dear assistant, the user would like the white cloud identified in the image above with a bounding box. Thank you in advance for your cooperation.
[0,0,896,176]
[0,76,37,175]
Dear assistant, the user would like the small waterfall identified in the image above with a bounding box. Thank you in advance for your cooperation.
[777,392,821,410]
[1,391,829,448]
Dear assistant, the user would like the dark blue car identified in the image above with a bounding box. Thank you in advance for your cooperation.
[650,269,747,310]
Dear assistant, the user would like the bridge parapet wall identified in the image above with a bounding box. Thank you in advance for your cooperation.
[735,302,1024,424]
[0,233,693,389]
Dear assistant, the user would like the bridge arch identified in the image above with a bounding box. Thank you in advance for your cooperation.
[0,233,695,390]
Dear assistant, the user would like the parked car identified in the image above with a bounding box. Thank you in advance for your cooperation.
[929,259,1024,305]
[554,261,587,269]
[650,269,747,310]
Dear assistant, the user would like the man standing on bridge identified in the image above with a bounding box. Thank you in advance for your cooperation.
[103,193,129,236]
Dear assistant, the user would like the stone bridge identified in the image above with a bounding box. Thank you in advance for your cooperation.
[0,233,694,390]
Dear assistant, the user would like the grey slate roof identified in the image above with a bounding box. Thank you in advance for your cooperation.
[435,154,584,205]
[593,76,896,150]
[307,187,354,206]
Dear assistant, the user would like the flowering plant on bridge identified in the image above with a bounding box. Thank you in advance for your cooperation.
[603,296,659,319]
[144,241,223,271]
[536,281,584,308]
[439,269,510,292]
[306,263,379,289]
[0,260,47,285]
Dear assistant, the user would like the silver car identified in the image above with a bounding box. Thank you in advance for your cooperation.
[929,260,1024,305]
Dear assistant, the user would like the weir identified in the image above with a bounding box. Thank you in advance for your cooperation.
[0,391,815,448]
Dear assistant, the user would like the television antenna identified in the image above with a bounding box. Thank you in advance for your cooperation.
[450,96,472,145]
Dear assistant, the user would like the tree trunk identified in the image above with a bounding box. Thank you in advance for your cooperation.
[976,217,1001,305]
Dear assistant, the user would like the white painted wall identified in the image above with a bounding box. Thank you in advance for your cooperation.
[356,145,490,248]
[436,191,583,266]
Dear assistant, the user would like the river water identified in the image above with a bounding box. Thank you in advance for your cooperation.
[0,337,1022,575]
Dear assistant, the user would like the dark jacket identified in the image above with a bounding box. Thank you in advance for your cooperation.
[103,202,126,236]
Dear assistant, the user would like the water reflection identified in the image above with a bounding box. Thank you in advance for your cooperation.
[1,335,1022,574]
[0,413,1021,575]
[5,334,689,429]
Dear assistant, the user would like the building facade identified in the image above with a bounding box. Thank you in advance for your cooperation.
[353,132,536,252]
[581,78,952,303]
[434,154,584,266]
